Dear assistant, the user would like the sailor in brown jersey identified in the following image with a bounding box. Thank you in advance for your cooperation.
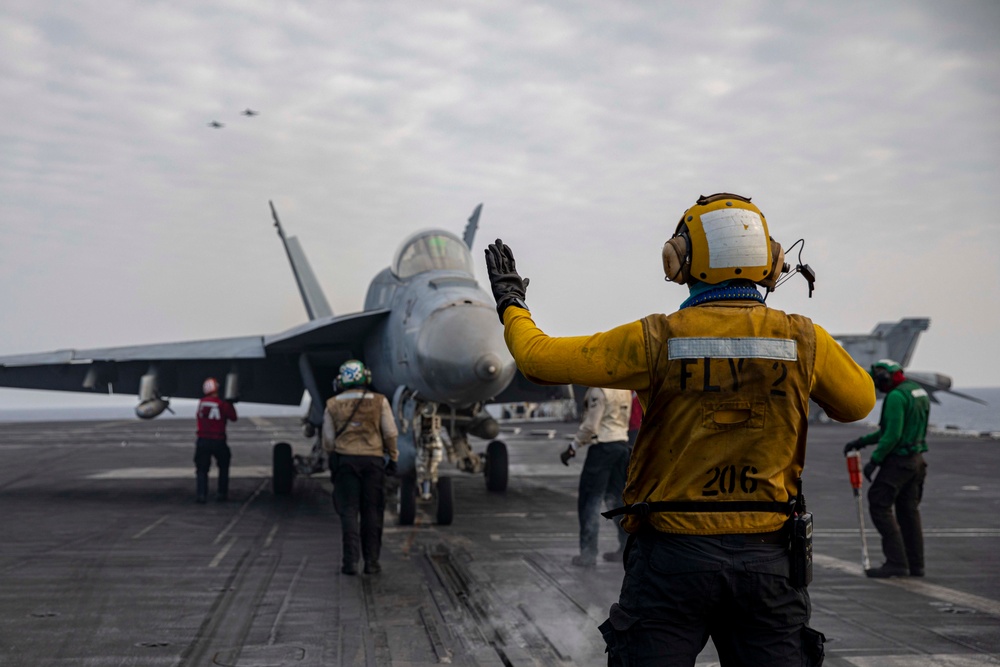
[323,360,399,576]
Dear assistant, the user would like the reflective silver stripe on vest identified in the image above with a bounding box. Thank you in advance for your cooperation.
[668,337,797,361]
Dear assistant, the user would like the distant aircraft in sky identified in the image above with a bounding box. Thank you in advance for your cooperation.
[0,203,567,525]
[207,121,224,128]
[242,109,258,116]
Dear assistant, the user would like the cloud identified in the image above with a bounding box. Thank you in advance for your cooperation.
[0,0,998,399]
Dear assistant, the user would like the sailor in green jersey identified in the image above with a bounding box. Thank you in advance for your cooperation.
[845,359,931,578]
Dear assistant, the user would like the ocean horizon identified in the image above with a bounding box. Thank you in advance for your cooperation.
[1,387,997,434]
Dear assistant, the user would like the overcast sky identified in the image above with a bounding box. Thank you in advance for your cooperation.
[1,0,998,412]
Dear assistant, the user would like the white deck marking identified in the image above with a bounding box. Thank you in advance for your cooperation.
[264,523,279,549]
[131,514,169,540]
[213,479,267,545]
[838,656,1000,666]
[815,553,1000,617]
[820,528,1000,538]
[209,536,237,568]
[86,465,270,479]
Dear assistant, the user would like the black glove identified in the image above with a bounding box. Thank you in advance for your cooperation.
[559,445,576,466]
[863,460,878,482]
[385,460,398,477]
[843,439,865,456]
[485,238,530,324]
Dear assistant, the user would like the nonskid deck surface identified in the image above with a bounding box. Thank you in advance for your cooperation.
[0,417,997,666]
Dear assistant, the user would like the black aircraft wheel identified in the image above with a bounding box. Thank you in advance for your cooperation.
[398,475,417,526]
[273,442,294,496]
[485,440,508,492]
[436,477,454,526]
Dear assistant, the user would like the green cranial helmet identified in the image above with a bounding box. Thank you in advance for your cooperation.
[338,359,371,389]
[871,359,903,392]
[872,359,902,375]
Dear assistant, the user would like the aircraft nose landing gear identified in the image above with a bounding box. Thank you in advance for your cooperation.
[396,474,454,526]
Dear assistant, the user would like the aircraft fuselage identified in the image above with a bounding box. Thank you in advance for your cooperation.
[362,265,516,407]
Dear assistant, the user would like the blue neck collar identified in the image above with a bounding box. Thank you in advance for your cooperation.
[680,280,765,309]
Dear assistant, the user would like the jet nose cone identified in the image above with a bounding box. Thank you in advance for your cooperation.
[416,304,516,403]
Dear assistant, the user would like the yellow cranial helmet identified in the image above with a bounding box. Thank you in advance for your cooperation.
[662,193,785,288]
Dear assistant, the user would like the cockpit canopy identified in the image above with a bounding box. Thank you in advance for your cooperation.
[392,230,475,279]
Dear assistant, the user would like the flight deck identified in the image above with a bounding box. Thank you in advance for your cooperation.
[0,417,997,666]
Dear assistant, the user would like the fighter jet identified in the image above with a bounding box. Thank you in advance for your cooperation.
[0,203,567,525]
[811,317,985,421]
[242,109,258,116]
[208,121,224,128]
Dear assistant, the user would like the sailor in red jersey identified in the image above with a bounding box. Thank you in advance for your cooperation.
[194,377,238,503]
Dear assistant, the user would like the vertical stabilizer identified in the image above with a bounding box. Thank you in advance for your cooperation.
[880,318,930,368]
[463,203,483,249]
[835,317,931,371]
[270,201,334,321]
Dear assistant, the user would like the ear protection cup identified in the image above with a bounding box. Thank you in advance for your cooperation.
[662,234,691,284]
[872,367,893,393]
[757,237,787,290]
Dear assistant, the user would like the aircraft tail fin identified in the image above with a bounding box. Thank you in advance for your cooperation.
[463,203,483,249]
[875,317,930,368]
[270,201,334,321]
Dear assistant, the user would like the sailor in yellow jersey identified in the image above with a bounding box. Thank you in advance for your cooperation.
[485,193,875,666]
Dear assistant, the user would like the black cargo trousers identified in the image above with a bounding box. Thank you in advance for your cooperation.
[333,455,386,569]
[194,437,231,500]
[869,452,927,573]
[600,529,825,666]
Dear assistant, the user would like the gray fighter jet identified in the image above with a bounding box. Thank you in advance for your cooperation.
[0,203,568,524]
[810,317,985,422]
[242,109,258,116]
[208,121,224,128]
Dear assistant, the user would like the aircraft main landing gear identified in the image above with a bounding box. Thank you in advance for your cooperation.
[273,442,295,495]
[398,475,417,525]
[436,477,454,525]
[484,440,508,492]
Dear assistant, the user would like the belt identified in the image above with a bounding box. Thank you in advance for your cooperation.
[638,526,790,545]
[602,500,794,520]
[730,527,789,545]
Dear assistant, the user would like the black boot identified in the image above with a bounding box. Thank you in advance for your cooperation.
[865,563,909,578]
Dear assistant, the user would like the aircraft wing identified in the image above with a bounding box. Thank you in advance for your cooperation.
[905,371,988,406]
[0,309,390,406]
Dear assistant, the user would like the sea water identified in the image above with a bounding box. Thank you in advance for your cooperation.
[920,386,1000,434]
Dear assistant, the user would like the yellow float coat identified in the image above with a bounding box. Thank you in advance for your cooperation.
[503,302,874,535]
